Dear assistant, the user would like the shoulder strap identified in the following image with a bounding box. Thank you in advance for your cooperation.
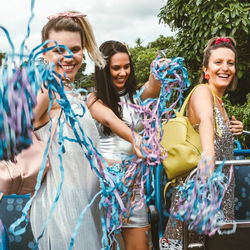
[179,85,200,116]
[179,84,221,136]
[34,111,61,147]
[204,84,219,107]
[163,179,176,204]
[179,84,218,116]
[205,84,222,137]
[48,111,61,147]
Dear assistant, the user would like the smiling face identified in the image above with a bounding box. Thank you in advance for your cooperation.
[203,47,236,96]
[109,52,130,91]
[43,30,83,82]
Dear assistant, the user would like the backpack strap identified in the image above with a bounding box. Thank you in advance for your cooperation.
[163,179,177,204]
[179,85,200,116]
[178,84,221,136]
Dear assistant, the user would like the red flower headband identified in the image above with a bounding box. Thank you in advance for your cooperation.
[48,12,86,21]
[214,37,232,45]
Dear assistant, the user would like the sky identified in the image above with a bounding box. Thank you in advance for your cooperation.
[0,0,174,73]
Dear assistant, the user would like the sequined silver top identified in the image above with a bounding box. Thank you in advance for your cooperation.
[161,105,235,250]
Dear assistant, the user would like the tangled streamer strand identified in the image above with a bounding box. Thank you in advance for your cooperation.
[1,7,192,249]
[96,53,191,248]
[171,156,234,236]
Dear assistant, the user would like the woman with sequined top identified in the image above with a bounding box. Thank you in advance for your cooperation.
[161,37,243,250]
[188,37,243,158]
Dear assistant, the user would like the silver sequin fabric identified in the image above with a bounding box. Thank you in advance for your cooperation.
[160,105,235,249]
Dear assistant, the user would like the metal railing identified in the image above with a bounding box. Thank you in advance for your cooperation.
[243,130,250,135]
[183,158,250,250]
[216,159,250,166]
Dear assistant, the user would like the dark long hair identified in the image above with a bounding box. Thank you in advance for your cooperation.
[94,40,137,135]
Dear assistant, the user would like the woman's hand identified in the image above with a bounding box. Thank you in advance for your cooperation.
[140,58,171,100]
[132,133,145,159]
[158,58,171,68]
[198,153,215,181]
[229,115,243,135]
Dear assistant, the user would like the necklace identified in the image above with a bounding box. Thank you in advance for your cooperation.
[118,88,126,96]
[63,81,73,90]
[62,80,85,101]
[214,94,224,107]
[206,84,224,107]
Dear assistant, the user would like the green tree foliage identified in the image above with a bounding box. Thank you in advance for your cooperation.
[78,73,95,91]
[130,46,158,84]
[0,52,6,66]
[224,93,250,148]
[158,0,250,104]
[75,61,95,91]
[135,37,144,48]
[75,62,86,87]
[148,35,176,51]
[130,35,175,84]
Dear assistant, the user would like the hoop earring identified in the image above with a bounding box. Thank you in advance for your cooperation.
[205,73,210,80]
[43,58,49,65]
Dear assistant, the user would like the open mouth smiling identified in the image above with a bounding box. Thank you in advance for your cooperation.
[61,65,75,71]
[217,73,230,79]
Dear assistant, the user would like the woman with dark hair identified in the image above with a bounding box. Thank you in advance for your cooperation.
[161,37,243,249]
[87,40,162,250]
[30,11,105,249]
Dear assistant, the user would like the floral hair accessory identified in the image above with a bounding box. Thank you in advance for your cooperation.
[214,37,232,45]
[48,12,87,21]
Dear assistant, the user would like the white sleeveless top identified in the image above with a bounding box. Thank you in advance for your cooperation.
[30,94,102,250]
[95,92,149,228]
[96,93,142,160]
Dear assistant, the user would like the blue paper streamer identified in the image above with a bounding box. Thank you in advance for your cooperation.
[1,3,192,248]
[170,156,235,236]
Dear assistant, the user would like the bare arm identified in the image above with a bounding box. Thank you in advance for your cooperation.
[33,86,50,128]
[139,72,162,100]
[87,93,143,158]
[188,85,215,158]
[33,86,60,129]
